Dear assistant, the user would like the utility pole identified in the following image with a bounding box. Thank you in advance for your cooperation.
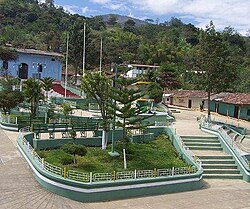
[64,32,69,98]
[82,22,86,76]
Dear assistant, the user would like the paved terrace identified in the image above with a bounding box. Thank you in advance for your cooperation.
[0,109,250,208]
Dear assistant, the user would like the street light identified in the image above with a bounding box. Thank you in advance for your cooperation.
[109,64,120,157]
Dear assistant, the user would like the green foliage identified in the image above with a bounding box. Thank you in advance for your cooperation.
[61,103,73,119]
[61,143,87,164]
[39,134,187,172]
[81,72,113,131]
[146,82,163,103]
[23,78,43,117]
[0,1,249,93]
[0,47,17,62]
[0,89,24,114]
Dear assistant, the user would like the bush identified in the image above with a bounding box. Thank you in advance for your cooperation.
[61,155,74,165]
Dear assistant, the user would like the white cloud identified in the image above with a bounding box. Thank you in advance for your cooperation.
[91,0,111,4]
[81,6,89,14]
[63,5,79,14]
[128,0,250,34]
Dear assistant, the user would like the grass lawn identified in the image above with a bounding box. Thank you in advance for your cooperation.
[38,134,187,173]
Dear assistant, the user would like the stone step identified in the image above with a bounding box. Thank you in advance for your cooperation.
[198,155,233,160]
[201,159,235,164]
[184,142,221,147]
[182,139,219,143]
[202,164,237,169]
[189,146,223,151]
[203,169,240,174]
[181,136,218,140]
[203,174,242,179]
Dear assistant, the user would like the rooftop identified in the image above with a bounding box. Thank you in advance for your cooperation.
[164,90,207,98]
[15,48,63,57]
[211,92,250,105]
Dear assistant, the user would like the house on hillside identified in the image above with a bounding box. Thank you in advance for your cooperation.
[126,64,160,78]
[163,90,207,109]
[0,48,63,81]
[208,92,250,121]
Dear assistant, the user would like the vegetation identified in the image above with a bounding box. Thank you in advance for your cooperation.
[0,89,24,114]
[81,72,113,149]
[61,143,87,165]
[38,135,187,173]
[23,78,43,117]
[0,0,249,93]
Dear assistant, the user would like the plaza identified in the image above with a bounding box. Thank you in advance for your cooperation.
[1,109,250,208]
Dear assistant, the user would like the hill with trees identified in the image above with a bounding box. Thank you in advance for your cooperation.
[0,0,250,93]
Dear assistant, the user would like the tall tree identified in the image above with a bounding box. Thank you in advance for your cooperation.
[81,72,112,149]
[110,77,151,169]
[194,22,236,121]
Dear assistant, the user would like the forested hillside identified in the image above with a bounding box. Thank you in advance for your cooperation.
[0,0,250,92]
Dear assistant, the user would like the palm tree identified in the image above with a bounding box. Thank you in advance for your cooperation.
[23,78,43,117]
[41,77,55,101]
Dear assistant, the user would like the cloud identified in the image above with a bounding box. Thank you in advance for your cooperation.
[128,0,250,34]
[62,5,79,14]
[91,0,111,4]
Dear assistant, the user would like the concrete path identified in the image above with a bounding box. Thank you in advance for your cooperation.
[1,109,250,208]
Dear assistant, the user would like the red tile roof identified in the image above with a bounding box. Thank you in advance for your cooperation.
[164,90,207,98]
[212,93,250,105]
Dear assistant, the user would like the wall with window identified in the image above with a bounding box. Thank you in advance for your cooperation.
[0,52,62,81]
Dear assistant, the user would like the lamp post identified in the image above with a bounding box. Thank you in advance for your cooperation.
[109,64,119,157]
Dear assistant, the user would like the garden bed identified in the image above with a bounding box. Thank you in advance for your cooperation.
[38,135,187,173]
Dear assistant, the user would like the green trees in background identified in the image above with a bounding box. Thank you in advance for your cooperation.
[192,22,237,120]
[0,0,249,93]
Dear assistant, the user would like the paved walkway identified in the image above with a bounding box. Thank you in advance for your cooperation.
[1,109,250,208]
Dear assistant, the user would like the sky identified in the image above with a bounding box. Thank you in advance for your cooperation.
[49,0,250,35]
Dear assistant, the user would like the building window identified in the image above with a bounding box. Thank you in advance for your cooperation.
[247,109,250,116]
[51,58,55,61]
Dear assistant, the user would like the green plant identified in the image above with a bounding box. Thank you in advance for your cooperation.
[61,143,87,165]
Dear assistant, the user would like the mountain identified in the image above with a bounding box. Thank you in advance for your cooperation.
[98,14,148,27]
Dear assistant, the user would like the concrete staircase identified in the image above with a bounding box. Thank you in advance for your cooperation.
[182,136,242,180]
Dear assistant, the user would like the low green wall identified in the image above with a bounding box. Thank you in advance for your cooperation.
[33,127,169,150]
[33,137,102,150]
[17,129,203,202]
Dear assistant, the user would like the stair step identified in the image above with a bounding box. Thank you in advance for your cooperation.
[198,155,232,159]
[189,146,223,151]
[182,139,219,143]
[181,136,218,140]
[184,142,221,147]
[202,164,237,169]
[203,174,242,179]
[203,169,240,174]
[201,159,235,164]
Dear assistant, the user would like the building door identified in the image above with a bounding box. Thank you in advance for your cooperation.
[188,99,192,108]
[170,97,173,105]
[215,103,220,113]
[18,63,28,79]
[234,106,239,118]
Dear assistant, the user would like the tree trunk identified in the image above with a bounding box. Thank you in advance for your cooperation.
[207,91,211,122]
[101,129,108,150]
